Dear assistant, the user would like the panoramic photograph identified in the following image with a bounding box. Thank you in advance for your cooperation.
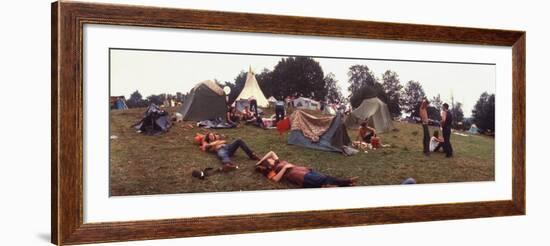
[109,48,495,196]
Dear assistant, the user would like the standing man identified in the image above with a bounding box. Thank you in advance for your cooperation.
[440,103,454,157]
[274,96,286,123]
[419,98,430,156]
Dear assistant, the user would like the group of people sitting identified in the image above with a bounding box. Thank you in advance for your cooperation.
[199,132,358,188]
[225,99,274,130]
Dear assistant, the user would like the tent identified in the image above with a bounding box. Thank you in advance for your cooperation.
[267,96,277,108]
[132,104,172,135]
[288,110,351,153]
[293,97,320,111]
[110,96,128,110]
[344,97,394,133]
[322,104,337,115]
[179,80,227,121]
[468,124,480,134]
[235,66,269,107]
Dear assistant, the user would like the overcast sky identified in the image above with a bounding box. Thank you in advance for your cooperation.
[110,49,495,117]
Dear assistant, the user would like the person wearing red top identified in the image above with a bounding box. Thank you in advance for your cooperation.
[255,151,358,188]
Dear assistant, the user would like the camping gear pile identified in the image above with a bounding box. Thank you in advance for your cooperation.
[132,104,172,135]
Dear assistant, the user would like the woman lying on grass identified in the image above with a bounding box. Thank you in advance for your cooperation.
[201,132,260,171]
[255,151,358,188]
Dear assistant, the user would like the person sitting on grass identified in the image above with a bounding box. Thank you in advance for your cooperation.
[429,130,445,152]
[358,122,378,144]
[240,106,266,129]
[201,132,260,171]
[226,105,240,126]
[255,151,358,188]
[241,106,254,121]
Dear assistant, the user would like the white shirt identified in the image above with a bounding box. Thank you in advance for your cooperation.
[429,136,443,152]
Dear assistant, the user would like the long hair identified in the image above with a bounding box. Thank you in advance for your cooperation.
[255,159,275,177]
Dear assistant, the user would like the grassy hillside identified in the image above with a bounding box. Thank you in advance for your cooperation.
[110,107,494,196]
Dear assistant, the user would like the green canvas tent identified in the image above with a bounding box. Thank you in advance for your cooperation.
[344,97,394,133]
[179,80,227,121]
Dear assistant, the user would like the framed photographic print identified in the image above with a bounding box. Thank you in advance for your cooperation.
[52,1,525,245]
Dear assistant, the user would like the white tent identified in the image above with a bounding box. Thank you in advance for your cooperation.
[235,66,269,107]
[267,96,277,108]
[293,97,320,111]
[322,104,337,115]
[344,97,394,133]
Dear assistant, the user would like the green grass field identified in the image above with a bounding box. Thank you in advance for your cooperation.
[109,107,494,196]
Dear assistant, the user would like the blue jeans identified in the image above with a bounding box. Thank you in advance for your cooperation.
[216,139,254,164]
[302,171,353,188]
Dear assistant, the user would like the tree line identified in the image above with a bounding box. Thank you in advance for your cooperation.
[123,56,495,132]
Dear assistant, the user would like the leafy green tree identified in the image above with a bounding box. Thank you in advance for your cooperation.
[347,65,378,96]
[401,80,426,115]
[226,71,247,103]
[381,70,403,117]
[256,68,274,98]
[127,90,146,108]
[270,57,326,101]
[324,73,343,103]
[427,106,441,121]
[472,92,495,132]
[146,94,163,106]
[451,101,464,128]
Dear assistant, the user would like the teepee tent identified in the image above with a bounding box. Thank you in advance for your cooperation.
[179,80,227,121]
[288,110,351,153]
[268,96,277,108]
[345,97,394,133]
[235,66,269,107]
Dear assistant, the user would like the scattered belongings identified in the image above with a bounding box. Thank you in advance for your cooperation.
[132,104,172,135]
[197,118,237,129]
[454,132,469,137]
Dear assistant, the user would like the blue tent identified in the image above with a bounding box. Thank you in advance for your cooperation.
[288,112,351,153]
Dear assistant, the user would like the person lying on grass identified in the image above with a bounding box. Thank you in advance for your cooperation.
[255,151,358,188]
[201,132,260,171]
